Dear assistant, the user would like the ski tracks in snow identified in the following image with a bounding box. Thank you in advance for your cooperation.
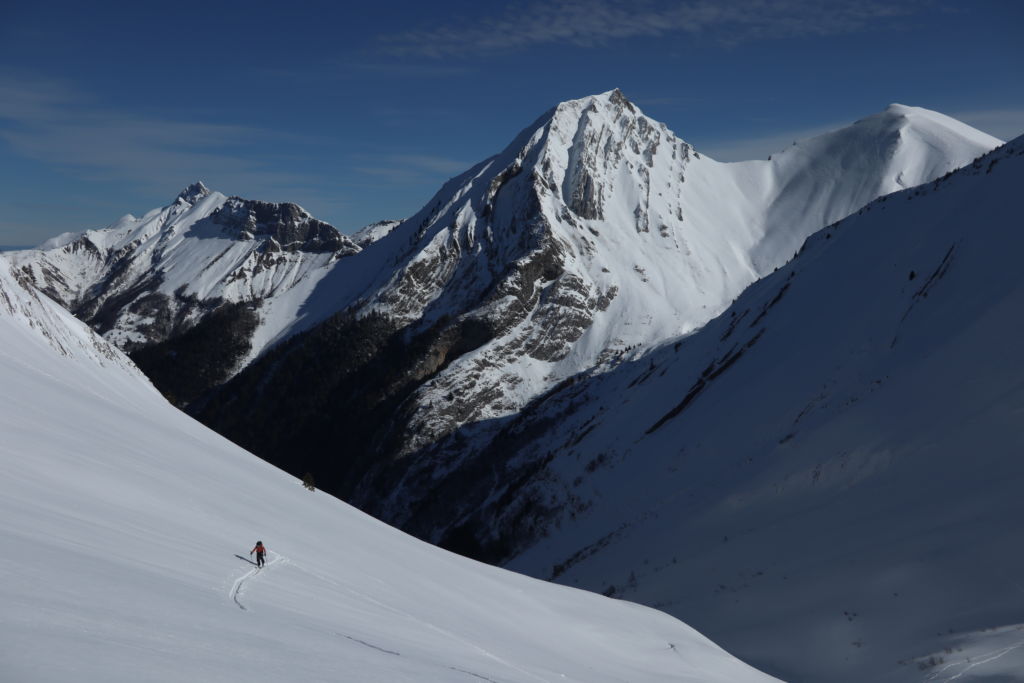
[921,625,1024,681]
[230,552,285,611]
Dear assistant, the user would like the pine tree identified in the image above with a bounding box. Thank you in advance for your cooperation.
[302,472,316,491]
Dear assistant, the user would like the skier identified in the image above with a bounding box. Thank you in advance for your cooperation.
[250,541,267,568]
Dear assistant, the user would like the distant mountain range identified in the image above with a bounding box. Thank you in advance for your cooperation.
[10,89,1018,680]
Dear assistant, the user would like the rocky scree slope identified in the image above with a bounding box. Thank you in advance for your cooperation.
[406,137,1024,682]
[194,90,999,524]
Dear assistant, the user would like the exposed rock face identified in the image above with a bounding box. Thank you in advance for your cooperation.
[177,181,211,204]
[210,198,349,253]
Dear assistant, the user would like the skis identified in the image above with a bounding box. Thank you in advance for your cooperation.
[234,553,258,566]
[233,552,266,569]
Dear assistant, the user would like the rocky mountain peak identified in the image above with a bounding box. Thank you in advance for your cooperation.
[551,88,637,118]
[209,197,358,254]
[176,181,210,204]
[537,89,683,223]
[606,87,631,106]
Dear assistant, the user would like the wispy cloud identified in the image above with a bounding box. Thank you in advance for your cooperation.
[0,73,323,199]
[697,121,845,162]
[378,0,930,57]
[351,153,472,184]
[951,108,1024,142]
[346,62,477,79]
[632,95,708,108]
[389,154,471,175]
[254,61,476,85]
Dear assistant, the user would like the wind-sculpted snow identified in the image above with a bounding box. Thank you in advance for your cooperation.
[0,257,777,682]
[418,137,1024,681]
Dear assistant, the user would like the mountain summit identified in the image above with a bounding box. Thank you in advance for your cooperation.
[177,180,211,204]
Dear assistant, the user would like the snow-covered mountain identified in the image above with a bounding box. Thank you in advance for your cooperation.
[192,91,1000,513]
[0,252,778,682]
[337,92,1001,454]
[11,182,367,402]
[399,137,1024,681]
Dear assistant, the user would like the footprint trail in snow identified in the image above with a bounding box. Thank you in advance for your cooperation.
[230,552,283,611]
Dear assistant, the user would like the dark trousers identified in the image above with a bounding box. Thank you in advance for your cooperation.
[256,552,265,567]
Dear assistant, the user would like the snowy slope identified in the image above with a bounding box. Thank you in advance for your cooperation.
[352,219,402,247]
[422,138,1024,681]
[0,253,777,682]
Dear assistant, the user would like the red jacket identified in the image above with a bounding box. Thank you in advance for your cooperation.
[251,544,266,555]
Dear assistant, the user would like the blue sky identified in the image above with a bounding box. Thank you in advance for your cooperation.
[1,0,1021,245]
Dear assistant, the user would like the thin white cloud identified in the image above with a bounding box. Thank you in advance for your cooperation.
[255,61,476,84]
[378,0,930,57]
[696,121,845,162]
[0,77,77,121]
[0,74,322,200]
[950,108,1024,143]
[389,154,471,174]
[352,153,471,183]
[347,63,477,78]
